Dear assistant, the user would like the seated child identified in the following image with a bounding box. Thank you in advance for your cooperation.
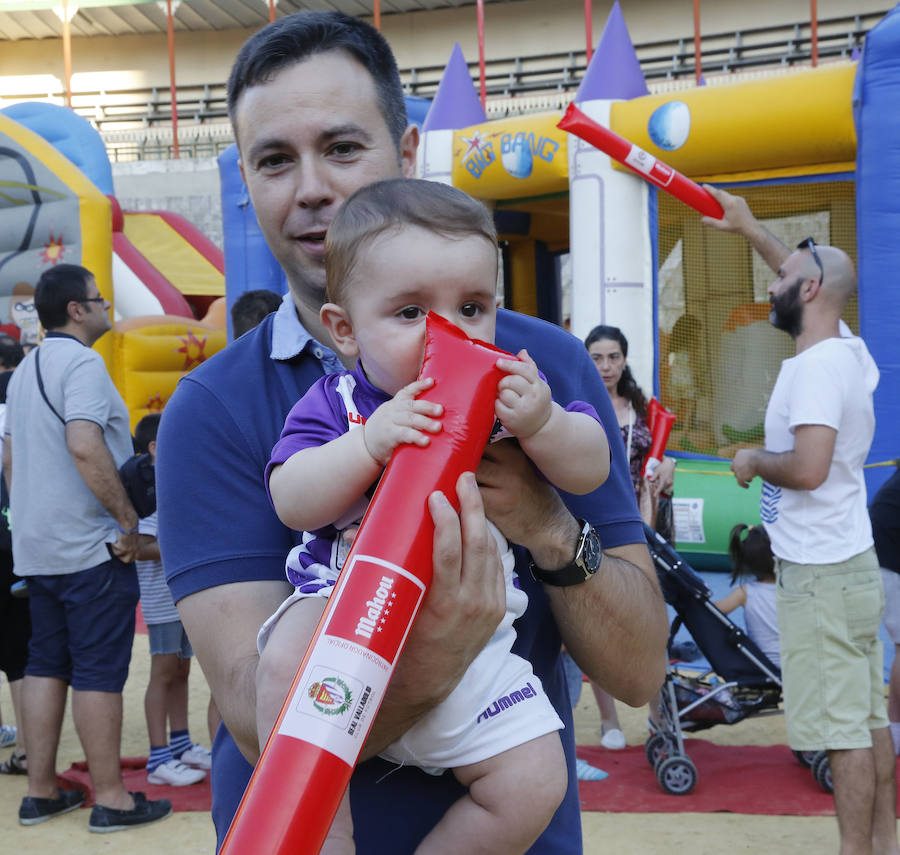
[257,178,610,855]
[714,523,780,668]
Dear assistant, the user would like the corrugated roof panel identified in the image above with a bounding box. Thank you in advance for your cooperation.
[0,0,519,40]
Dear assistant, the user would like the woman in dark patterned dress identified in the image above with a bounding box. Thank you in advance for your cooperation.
[580,325,675,751]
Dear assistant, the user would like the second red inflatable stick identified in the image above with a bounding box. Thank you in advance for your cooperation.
[558,102,724,220]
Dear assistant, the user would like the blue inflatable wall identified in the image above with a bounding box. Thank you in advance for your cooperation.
[218,144,287,340]
[219,96,430,339]
[855,6,900,495]
[1,102,114,196]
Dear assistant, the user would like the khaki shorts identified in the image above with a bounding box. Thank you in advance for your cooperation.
[776,547,887,751]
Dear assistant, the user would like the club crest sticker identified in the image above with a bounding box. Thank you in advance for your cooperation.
[298,666,362,728]
[308,676,352,716]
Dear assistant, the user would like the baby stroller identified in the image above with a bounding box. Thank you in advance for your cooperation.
[643,525,791,795]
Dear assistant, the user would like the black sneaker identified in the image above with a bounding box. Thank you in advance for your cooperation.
[88,791,173,833]
[19,788,85,825]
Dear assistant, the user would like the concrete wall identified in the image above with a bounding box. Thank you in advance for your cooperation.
[112,157,224,248]
[0,0,887,98]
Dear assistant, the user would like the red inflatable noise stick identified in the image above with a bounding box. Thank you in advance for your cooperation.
[219,313,513,855]
[642,397,676,480]
[557,102,724,220]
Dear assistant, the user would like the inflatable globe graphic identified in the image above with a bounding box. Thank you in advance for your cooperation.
[648,101,691,151]
[501,140,533,179]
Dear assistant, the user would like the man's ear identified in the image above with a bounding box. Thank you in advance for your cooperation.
[67,300,83,324]
[320,303,359,357]
[801,276,821,303]
[399,124,419,178]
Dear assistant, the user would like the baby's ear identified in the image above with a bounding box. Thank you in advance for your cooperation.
[320,303,359,357]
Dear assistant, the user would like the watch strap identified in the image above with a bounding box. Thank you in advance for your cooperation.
[530,519,601,587]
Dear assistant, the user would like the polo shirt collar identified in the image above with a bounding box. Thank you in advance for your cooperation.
[270,291,342,374]
[43,331,84,345]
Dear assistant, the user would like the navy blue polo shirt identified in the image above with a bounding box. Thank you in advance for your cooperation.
[158,301,643,854]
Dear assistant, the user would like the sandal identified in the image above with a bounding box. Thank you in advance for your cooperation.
[0,752,26,775]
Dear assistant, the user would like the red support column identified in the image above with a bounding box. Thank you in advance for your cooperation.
[62,0,73,108]
[693,0,702,85]
[476,0,486,109]
[373,0,381,31]
[268,0,275,23]
[584,0,593,64]
[810,0,819,66]
[166,0,179,159]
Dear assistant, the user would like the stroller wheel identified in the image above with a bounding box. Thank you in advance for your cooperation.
[645,733,679,771]
[656,755,698,795]
[792,749,818,769]
[811,751,833,794]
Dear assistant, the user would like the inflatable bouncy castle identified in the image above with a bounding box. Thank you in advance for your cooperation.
[218,5,899,564]
[0,102,226,427]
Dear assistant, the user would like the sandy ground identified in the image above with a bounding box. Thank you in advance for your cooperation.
[0,636,845,854]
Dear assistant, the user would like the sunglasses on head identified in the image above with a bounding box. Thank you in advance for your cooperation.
[796,237,824,287]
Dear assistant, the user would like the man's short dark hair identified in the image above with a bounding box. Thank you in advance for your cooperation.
[34,264,93,330]
[134,412,161,455]
[326,178,497,305]
[231,289,283,339]
[0,337,24,370]
[226,11,408,151]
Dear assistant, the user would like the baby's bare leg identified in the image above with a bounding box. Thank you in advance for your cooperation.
[256,597,328,749]
[320,788,355,855]
[414,733,567,855]
[256,598,355,854]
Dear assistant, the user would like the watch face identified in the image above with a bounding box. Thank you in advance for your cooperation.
[580,528,602,572]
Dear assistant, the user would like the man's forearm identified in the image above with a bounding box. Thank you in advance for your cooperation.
[702,185,790,274]
[177,581,292,765]
[67,422,137,530]
[358,683,444,761]
[742,221,790,274]
[738,448,816,491]
[545,541,667,706]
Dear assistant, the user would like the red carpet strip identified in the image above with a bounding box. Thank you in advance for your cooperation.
[576,740,840,816]
[58,757,211,812]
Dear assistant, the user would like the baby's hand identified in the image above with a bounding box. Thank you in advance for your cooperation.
[363,377,443,466]
[495,349,552,440]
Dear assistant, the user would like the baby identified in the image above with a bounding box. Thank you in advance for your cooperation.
[258,178,610,854]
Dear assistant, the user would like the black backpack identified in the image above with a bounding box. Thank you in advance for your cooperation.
[118,453,157,518]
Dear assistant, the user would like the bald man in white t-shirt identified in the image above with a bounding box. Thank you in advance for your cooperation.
[702,187,897,855]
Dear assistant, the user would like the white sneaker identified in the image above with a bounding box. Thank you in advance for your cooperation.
[178,744,212,771]
[147,758,206,786]
[600,728,626,750]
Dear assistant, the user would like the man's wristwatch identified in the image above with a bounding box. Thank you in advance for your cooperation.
[530,519,602,587]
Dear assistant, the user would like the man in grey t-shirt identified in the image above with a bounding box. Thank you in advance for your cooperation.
[2,264,171,832]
